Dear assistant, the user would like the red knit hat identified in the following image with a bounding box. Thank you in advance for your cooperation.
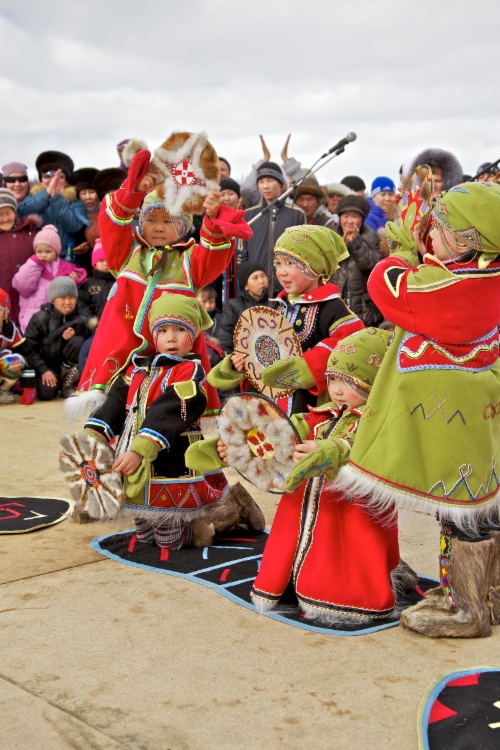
[33,224,62,255]
[91,238,105,267]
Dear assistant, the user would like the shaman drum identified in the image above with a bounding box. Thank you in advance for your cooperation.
[218,393,301,493]
[233,306,302,399]
[59,432,124,520]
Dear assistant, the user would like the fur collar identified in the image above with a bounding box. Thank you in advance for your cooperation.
[30,183,78,202]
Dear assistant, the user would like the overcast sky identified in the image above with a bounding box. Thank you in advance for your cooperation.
[1,0,499,188]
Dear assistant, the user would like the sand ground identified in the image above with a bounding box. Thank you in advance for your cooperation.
[1,398,498,749]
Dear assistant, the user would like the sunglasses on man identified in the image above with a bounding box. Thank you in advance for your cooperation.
[4,175,28,183]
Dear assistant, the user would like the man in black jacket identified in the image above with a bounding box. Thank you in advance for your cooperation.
[237,162,305,295]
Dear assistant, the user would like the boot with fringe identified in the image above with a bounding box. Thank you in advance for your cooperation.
[60,363,80,399]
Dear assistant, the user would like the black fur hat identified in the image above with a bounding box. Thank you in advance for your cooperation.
[94,168,127,200]
[36,150,74,181]
[409,148,463,191]
[73,167,99,197]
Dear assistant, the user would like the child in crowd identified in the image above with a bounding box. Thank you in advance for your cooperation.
[82,239,115,321]
[249,328,400,623]
[209,225,364,415]
[13,225,87,332]
[0,288,36,405]
[215,261,269,354]
[83,293,227,549]
[197,285,222,338]
[75,146,252,433]
[0,187,40,328]
[25,277,90,401]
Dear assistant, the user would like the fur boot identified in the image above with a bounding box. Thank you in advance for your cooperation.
[60,363,80,399]
[205,482,266,535]
[400,526,497,638]
[191,518,215,548]
[390,558,418,601]
[0,376,17,404]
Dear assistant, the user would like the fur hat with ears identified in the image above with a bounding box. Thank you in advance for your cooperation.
[409,148,463,192]
[36,151,74,182]
[94,168,127,200]
[151,131,221,215]
[291,175,327,203]
[121,138,149,168]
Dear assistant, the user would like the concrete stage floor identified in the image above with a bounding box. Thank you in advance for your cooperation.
[1,399,498,749]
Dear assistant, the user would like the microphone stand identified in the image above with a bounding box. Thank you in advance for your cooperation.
[247,145,346,227]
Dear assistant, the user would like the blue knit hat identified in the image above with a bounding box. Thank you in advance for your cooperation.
[371,176,395,197]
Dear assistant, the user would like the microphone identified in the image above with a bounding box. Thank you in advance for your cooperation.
[321,132,357,159]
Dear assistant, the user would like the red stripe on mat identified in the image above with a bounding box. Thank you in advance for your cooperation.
[220,568,231,582]
[128,535,137,553]
[160,548,169,561]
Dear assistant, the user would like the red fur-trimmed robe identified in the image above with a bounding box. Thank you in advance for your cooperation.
[251,405,399,621]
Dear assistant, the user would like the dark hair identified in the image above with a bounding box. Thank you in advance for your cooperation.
[219,157,231,173]
[198,284,217,299]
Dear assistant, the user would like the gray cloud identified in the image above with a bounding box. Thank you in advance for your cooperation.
[0,0,498,186]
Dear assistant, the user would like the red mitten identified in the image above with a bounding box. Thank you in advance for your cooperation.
[20,387,36,405]
[203,205,253,241]
[122,150,151,198]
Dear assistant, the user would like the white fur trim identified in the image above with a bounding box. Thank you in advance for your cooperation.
[251,593,277,613]
[333,464,500,536]
[299,602,387,626]
[64,390,107,422]
[152,131,220,216]
[122,138,148,167]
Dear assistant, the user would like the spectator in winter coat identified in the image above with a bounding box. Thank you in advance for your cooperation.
[365,177,396,233]
[291,176,332,226]
[17,151,89,260]
[240,135,305,208]
[408,148,463,198]
[2,162,30,204]
[216,262,269,354]
[77,239,115,375]
[238,162,305,294]
[25,277,90,401]
[0,187,40,327]
[13,225,87,333]
[71,167,100,273]
[331,195,383,327]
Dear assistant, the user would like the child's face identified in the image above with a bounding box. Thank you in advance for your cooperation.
[94,259,109,272]
[245,270,268,300]
[142,209,179,247]
[274,258,319,295]
[35,243,58,263]
[0,206,16,232]
[197,293,216,312]
[156,324,193,358]
[327,377,366,411]
[52,295,77,315]
[431,168,444,197]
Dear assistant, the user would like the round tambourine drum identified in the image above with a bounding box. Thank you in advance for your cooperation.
[218,393,301,493]
[59,432,124,520]
[233,306,302,399]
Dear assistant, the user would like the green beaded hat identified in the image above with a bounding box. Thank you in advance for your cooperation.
[432,182,500,267]
[149,292,212,343]
[325,327,392,398]
[274,225,349,281]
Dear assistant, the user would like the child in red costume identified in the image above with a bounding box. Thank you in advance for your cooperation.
[249,328,400,624]
[72,147,252,431]
[208,225,364,415]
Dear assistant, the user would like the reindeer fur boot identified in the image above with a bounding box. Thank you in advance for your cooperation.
[205,482,266,535]
[400,523,498,638]
[190,517,215,548]
[390,558,418,600]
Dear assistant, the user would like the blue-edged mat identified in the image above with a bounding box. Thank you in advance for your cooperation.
[92,527,437,636]
[418,668,500,749]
